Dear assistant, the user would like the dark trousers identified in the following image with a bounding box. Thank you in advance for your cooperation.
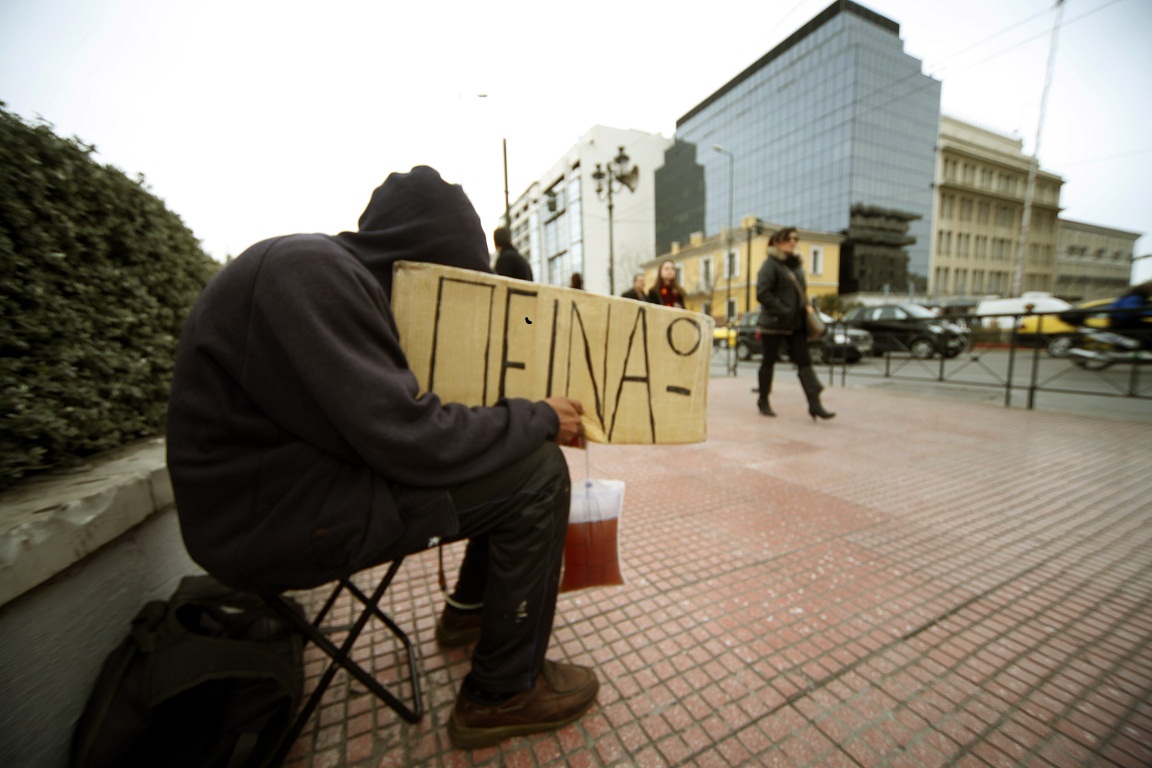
[445,442,570,693]
[758,327,812,396]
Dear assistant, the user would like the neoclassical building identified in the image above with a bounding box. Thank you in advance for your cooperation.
[647,217,843,325]
[1055,220,1140,300]
[930,115,1063,298]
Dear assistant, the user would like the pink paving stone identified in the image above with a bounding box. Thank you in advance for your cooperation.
[561,750,597,768]
[499,745,536,768]
[639,712,674,742]
[434,753,469,768]
[593,733,627,765]
[1103,739,1152,768]
[680,723,714,753]
[343,733,374,765]
[714,737,754,766]
[310,748,343,768]
[654,734,693,765]
[700,714,733,741]
[530,734,563,764]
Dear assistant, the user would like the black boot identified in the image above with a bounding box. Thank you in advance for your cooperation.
[757,366,775,416]
[798,366,835,421]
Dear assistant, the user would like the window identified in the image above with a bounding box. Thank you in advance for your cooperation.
[701,256,713,287]
[726,297,737,321]
[877,307,901,321]
[960,198,972,221]
[808,245,824,277]
[545,184,566,215]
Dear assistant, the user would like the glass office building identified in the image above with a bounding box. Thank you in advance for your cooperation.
[671,0,941,282]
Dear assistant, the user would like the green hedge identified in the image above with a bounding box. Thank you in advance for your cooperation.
[0,106,218,491]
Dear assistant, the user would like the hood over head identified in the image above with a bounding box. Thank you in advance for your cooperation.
[334,165,491,298]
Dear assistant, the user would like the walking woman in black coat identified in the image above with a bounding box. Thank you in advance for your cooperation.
[755,227,835,421]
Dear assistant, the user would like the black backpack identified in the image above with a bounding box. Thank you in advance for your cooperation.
[71,575,304,768]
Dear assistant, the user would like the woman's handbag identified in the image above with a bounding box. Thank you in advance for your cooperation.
[785,267,826,341]
[805,305,826,341]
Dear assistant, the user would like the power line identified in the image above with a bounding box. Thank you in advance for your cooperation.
[1057,146,1152,168]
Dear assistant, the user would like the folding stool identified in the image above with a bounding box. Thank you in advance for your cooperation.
[255,557,424,766]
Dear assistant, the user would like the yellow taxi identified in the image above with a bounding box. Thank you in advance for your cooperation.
[713,322,737,349]
[1015,299,1113,357]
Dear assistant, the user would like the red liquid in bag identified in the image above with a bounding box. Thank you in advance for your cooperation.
[560,517,623,592]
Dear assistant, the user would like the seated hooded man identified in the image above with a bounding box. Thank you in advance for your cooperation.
[166,166,598,749]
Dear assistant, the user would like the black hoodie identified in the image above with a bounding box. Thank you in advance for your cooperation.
[166,167,559,590]
[334,165,492,298]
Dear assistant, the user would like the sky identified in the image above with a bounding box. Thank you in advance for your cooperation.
[2,0,1150,284]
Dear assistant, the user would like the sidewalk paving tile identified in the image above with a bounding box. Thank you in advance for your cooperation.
[281,375,1152,767]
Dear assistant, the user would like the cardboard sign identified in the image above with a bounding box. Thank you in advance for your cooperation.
[391,261,712,444]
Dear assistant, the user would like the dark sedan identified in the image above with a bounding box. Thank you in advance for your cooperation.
[732,311,873,364]
[843,304,969,359]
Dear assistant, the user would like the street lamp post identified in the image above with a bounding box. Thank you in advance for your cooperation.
[714,145,735,375]
[592,146,638,296]
[745,218,768,311]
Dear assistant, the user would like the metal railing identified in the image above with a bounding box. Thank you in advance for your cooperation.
[726,310,1151,410]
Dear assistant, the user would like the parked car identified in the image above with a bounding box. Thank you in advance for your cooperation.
[816,319,875,364]
[732,311,873,364]
[843,304,969,358]
[713,323,737,349]
[975,292,1072,331]
[1014,298,1113,357]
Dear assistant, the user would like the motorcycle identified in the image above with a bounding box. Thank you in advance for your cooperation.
[1067,327,1152,370]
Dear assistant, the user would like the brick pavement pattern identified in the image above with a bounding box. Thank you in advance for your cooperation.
[282,377,1152,768]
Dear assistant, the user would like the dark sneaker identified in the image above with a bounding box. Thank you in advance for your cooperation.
[447,661,599,749]
[436,605,483,648]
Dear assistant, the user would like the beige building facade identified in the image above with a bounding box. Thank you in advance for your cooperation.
[647,217,843,326]
[1054,219,1139,300]
[930,115,1063,297]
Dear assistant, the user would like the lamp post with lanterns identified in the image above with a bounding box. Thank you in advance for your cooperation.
[591,145,639,296]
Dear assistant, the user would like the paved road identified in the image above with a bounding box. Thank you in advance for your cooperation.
[711,345,1152,424]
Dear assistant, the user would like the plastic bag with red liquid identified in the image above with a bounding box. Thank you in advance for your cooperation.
[560,479,625,593]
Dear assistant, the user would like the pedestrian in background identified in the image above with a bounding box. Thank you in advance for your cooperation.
[621,272,649,301]
[755,227,835,421]
[647,259,685,308]
[493,226,533,281]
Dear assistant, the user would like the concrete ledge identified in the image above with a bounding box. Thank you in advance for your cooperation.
[0,438,202,767]
[0,438,173,607]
